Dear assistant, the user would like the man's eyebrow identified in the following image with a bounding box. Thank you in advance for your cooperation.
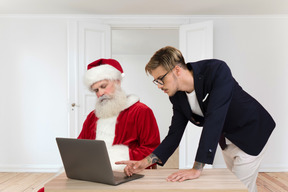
[155,75,163,80]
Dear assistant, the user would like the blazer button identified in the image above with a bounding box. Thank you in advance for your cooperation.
[208,149,212,153]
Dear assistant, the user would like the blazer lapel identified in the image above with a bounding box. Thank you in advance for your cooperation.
[192,70,206,113]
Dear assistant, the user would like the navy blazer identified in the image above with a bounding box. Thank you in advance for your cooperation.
[153,59,275,165]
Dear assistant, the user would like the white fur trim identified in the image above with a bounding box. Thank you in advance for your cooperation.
[125,94,140,109]
[108,144,129,170]
[96,116,129,170]
[85,64,123,88]
[96,117,117,146]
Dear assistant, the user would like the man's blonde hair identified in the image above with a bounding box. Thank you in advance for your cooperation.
[145,46,186,75]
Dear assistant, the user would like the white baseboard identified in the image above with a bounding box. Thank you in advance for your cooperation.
[212,164,288,172]
[258,165,288,172]
[0,164,63,172]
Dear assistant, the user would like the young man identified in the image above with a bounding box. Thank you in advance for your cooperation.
[116,46,275,192]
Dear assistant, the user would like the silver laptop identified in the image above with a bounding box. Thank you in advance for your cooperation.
[56,137,144,185]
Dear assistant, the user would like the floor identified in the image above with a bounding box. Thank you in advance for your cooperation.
[257,172,288,192]
[0,172,55,192]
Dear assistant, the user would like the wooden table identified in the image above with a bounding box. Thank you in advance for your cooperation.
[45,168,248,192]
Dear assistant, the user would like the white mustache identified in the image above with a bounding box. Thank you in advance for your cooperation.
[98,95,112,102]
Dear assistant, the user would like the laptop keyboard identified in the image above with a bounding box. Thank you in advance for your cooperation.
[113,171,127,180]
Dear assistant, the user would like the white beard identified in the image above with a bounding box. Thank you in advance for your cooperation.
[94,86,127,119]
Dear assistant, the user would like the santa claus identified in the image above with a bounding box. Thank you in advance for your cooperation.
[77,58,160,170]
[37,58,159,192]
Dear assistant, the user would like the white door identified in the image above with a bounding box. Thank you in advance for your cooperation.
[68,22,111,137]
[179,21,213,169]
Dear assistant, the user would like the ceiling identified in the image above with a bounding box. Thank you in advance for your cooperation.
[1,0,288,15]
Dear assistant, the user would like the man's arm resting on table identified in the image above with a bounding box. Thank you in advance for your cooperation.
[193,161,205,170]
[166,161,205,182]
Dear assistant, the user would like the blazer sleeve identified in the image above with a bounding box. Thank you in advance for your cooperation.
[152,93,189,166]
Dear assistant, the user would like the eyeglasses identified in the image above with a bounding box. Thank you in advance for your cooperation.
[153,69,172,86]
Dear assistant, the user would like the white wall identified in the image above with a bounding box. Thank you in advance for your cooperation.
[210,17,288,171]
[0,15,287,172]
[0,17,69,171]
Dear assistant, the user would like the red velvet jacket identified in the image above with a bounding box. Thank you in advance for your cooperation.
[78,101,160,161]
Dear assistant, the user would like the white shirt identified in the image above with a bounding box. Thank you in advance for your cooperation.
[186,91,204,117]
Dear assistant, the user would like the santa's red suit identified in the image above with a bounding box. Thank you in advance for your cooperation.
[77,95,160,170]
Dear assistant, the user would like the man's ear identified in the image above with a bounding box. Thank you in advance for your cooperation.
[174,65,182,76]
[115,79,121,85]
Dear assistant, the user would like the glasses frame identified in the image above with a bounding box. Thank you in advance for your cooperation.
[153,69,171,86]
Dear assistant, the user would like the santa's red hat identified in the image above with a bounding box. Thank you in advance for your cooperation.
[84,58,124,88]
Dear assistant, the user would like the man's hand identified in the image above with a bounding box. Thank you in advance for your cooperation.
[115,158,148,176]
[166,168,202,182]
[166,161,204,182]
[115,153,160,176]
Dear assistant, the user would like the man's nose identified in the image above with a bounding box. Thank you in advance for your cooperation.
[96,90,105,98]
[157,84,163,89]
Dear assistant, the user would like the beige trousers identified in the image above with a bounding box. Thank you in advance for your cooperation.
[222,140,267,192]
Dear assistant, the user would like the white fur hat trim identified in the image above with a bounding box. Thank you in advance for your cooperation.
[84,64,124,88]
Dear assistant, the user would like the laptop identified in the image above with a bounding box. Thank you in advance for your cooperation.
[56,137,144,185]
